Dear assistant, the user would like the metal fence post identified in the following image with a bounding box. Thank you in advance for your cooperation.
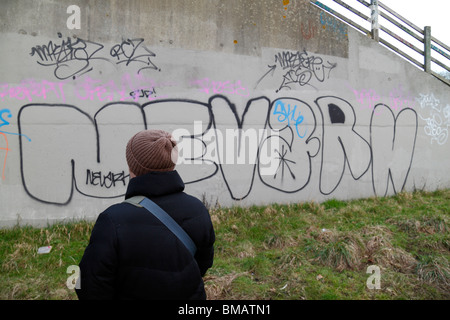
[370,0,379,42]
[424,26,431,73]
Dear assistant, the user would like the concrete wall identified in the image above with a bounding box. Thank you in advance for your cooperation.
[1,0,449,226]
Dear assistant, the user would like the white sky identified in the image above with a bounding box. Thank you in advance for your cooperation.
[381,0,449,45]
[317,0,450,73]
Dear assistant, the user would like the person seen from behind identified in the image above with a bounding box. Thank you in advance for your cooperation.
[76,129,215,299]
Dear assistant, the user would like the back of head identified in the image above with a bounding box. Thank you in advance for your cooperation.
[126,129,178,177]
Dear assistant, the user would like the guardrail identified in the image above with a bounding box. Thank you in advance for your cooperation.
[310,0,450,85]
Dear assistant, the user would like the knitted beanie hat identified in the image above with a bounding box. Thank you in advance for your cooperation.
[126,129,178,176]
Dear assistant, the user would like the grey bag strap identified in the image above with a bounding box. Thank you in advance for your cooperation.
[124,196,197,257]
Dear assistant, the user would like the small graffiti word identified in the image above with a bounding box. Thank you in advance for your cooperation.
[1,75,170,103]
[0,79,66,102]
[352,87,381,112]
[191,78,250,97]
[30,35,160,80]
[0,109,12,131]
[74,74,169,102]
[256,50,337,91]
[421,113,449,145]
[129,88,157,100]
[272,100,307,138]
[110,38,159,74]
[275,50,337,91]
[86,169,128,188]
[417,93,449,145]
[417,93,440,111]
[30,34,106,80]
[388,85,415,111]
[349,84,415,114]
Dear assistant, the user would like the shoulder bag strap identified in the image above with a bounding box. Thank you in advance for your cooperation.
[123,196,197,257]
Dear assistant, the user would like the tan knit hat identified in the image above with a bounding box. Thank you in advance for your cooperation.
[126,129,178,176]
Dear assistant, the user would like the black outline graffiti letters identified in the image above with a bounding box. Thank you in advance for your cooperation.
[258,98,320,193]
[370,104,417,196]
[315,96,371,195]
[17,95,418,206]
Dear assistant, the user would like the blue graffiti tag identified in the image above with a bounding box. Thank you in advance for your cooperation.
[0,109,31,141]
[273,100,307,138]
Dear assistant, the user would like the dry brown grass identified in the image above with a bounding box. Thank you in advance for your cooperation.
[204,272,249,300]
[308,225,418,274]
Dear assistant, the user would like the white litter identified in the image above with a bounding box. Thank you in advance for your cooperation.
[37,246,52,254]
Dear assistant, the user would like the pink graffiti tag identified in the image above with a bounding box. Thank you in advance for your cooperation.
[0,79,66,102]
[190,78,250,97]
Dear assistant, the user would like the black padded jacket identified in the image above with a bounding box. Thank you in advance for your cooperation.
[75,170,215,300]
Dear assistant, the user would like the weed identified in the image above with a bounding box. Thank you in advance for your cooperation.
[0,189,449,299]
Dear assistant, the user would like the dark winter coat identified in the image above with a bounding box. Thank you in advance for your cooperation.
[75,170,215,300]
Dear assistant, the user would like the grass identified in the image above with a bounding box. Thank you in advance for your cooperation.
[0,189,449,300]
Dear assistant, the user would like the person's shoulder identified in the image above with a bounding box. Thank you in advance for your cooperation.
[96,201,133,223]
[179,192,208,211]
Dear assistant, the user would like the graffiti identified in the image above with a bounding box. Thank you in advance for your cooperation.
[256,50,337,91]
[370,104,417,196]
[417,93,449,145]
[351,87,380,113]
[319,11,347,39]
[30,35,159,80]
[0,108,31,180]
[349,84,415,114]
[301,20,318,40]
[259,98,320,194]
[388,85,415,111]
[0,79,66,102]
[191,78,250,97]
[86,169,128,189]
[17,94,417,205]
[315,96,372,195]
[74,74,169,102]
[0,110,12,179]
[110,38,160,74]
[30,34,107,80]
[272,99,308,138]
[0,74,171,103]
[129,88,157,100]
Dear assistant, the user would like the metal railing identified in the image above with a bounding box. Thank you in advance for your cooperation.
[310,0,450,85]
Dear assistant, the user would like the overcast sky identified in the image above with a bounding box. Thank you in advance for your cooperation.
[381,0,449,44]
[317,0,450,73]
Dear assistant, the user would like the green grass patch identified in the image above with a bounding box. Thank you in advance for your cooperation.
[1,189,449,300]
